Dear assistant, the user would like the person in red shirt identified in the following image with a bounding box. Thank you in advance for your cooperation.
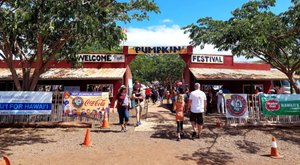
[145,87,151,103]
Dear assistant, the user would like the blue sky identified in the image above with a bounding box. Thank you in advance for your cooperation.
[118,0,293,61]
[120,0,291,28]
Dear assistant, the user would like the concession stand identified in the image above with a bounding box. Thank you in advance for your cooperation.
[0,53,133,105]
[181,54,300,94]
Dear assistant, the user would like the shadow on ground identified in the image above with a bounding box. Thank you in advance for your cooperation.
[0,128,56,156]
[91,129,121,133]
[144,102,299,164]
[149,124,178,141]
[177,149,234,165]
[176,125,234,165]
[257,126,300,146]
[223,126,300,146]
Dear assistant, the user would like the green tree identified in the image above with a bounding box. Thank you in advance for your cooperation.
[130,55,185,88]
[184,0,300,93]
[80,43,123,53]
[0,0,159,91]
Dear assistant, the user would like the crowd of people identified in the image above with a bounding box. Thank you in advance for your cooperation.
[110,80,288,141]
[113,80,222,140]
[113,80,209,141]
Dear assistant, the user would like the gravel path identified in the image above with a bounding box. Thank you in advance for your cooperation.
[0,103,299,165]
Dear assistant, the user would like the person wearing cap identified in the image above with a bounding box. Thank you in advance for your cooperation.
[113,85,130,132]
[268,89,276,94]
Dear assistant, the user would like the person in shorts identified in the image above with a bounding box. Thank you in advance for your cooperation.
[132,86,144,126]
[187,83,207,139]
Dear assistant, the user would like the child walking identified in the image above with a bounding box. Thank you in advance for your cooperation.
[174,94,185,141]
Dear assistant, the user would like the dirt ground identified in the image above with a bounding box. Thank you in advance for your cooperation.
[0,102,300,165]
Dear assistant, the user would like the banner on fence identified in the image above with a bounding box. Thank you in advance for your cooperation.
[261,94,300,116]
[0,92,53,115]
[224,94,248,118]
[64,86,80,92]
[63,92,110,115]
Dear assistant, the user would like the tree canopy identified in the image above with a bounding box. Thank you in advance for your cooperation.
[184,0,300,93]
[0,0,159,90]
[130,55,185,88]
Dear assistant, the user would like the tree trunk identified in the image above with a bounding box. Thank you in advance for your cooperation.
[7,62,22,91]
[29,71,42,91]
[287,74,300,94]
[22,70,31,91]
[26,33,44,91]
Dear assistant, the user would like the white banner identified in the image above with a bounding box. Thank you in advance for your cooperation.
[64,86,80,92]
[224,94,248,119]
[0,92,53,115]
[191,55,224,64]
[77,54,125,62]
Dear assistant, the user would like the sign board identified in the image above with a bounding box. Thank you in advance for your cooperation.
[63,92,110,115]
[0,92,53,115]
[64,86,80,92]
[224,94,248,118]
[87,84,113,97]
[261,94,300,116]
[128,46,188,54]
[77,54,125,62]
[191,55,224,64]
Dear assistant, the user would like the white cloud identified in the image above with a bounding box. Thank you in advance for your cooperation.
[122,24,258,62]
[161,19,173,23]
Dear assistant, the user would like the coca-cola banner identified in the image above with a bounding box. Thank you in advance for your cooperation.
[63,92,110,115]
[261,94,300,116]
[224,94,249,119]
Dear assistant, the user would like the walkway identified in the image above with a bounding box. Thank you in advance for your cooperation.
[134,101,226,133]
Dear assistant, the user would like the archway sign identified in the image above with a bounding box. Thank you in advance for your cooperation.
[123,45,193,61]
[125,46,193,55]
[122,45,193,90]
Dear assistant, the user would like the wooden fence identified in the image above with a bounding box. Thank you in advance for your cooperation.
[0,92,298,126]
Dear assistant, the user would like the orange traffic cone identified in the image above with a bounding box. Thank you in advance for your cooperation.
[82,128,91,147]
[0,155,11,165]
[101,111,109,128]
[270,137,283,159]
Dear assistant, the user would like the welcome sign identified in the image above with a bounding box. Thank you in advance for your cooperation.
[0,92,53,115]
[191,55,224,64]
[128,46,188,54]
[77,54,125,62]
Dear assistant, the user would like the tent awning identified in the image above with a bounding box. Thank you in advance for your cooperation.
[189,68,300,80]
[0,68,126,80]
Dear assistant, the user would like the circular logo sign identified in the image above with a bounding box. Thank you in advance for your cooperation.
[72,97,84,108]
[265,100,280,111]
[226,95,247,116]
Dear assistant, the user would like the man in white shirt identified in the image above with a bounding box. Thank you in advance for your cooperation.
[187,83,207,139]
